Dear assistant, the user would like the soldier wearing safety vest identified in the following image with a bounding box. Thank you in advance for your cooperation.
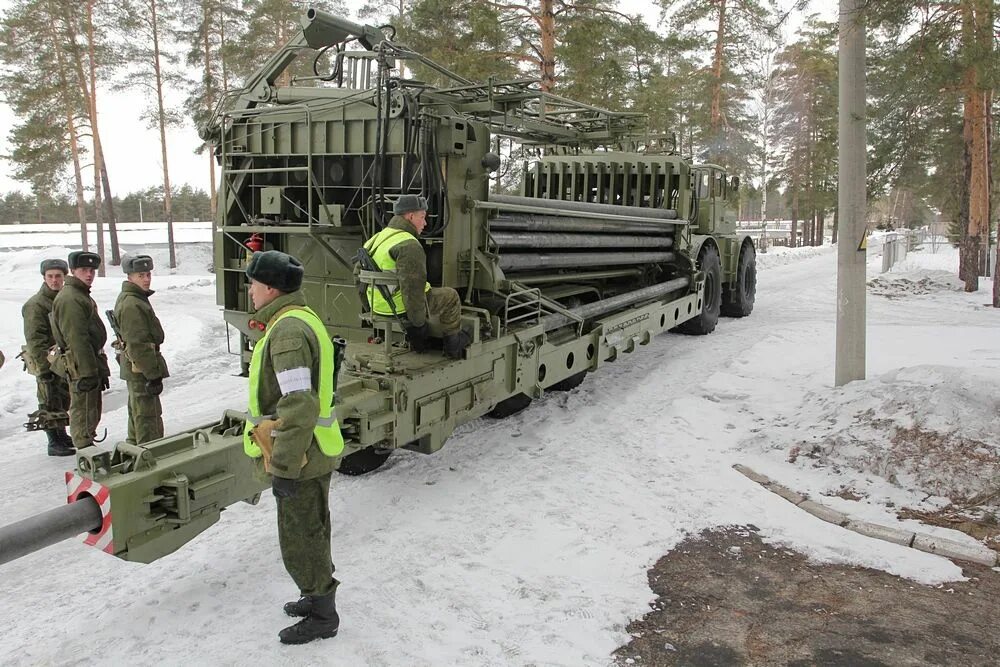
[363,194,471,358]
[243,250,344,645]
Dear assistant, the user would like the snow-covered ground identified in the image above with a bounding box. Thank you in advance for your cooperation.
[0,231,997,666]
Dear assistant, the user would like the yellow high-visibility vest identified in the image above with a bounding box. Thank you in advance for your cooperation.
[243,307,344,459]
[363,227,430,315]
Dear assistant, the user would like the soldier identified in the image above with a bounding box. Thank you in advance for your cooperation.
[21,259,73,456]
[52,251,111,451]
[362,195,471,358]
[113,254,169,445]
[242,250,345,645]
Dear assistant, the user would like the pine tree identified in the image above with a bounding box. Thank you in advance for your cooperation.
[867,0,997,298]
[770,17,837,247]
[656,0,779,178]
[116,0,187,267]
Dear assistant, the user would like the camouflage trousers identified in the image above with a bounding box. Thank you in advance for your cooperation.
[276,472,336,597]
[37,375,70,413]
[68,386,102,448]
[426,287,462,335]
[126,381,163,445]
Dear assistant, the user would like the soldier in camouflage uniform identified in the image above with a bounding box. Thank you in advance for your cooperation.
[361,194,471,358]
[243,250,345,645]
[113,254,169,445]
[52,251,110,451]
[22,258,74,456]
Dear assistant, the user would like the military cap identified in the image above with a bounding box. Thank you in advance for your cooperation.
[68,251,101,270]
[40,258,69,275]
[122,254,154,274]
[245,250,304,293]
[393,194,428,216]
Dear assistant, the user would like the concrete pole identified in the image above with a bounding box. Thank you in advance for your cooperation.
[835,0,867,386]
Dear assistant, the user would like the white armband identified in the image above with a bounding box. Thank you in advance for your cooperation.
[275,367,312,395]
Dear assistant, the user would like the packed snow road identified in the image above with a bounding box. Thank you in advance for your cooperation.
[0,240,990,666]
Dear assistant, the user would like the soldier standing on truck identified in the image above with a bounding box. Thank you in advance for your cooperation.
[112,254,169,445]
[52,251,111,452]
[362,195,472,358]
[242,249,345,645]
[21,259,74,456]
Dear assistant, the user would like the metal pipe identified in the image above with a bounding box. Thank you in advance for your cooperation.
[539,277,691,332]
[514,268,643,285]
[490,214,673,235]
[0,497,103,566]
[492,232,673,249]
[500,251,675,272]
[491,194,678,220]
[476,200,684,227]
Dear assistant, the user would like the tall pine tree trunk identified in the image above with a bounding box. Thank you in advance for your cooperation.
[47,5,89,251]
[959,0,991,292]
[203,1,218,220]
[790,185,799,248]
[539,0,556,92]
[84,0,107,274]
[151,0,177,268]
[709,0,727,133]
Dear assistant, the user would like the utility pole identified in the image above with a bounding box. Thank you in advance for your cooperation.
[835,0,867,386]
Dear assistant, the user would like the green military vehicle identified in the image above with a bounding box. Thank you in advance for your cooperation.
[0,9,755,565]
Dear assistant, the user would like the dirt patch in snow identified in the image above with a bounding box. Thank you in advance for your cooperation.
[614,526,1000,666]
[867,273,963,299]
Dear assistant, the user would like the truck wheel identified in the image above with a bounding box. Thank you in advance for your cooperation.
[722,242,756,318]
[677,244,722,335]
[336,447,392,475]
[549,371,586,391]
[487,393,532,419]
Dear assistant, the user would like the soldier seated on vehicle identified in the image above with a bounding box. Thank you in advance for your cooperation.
[360,195,471,358]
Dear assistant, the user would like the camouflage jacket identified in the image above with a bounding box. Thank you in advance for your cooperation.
[249,290,339,481]
[381,216,430,326]
[21,283,59,374]
[113,281,169,382]
[52,276,110,380]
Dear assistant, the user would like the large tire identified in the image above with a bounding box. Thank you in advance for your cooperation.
[722,241,756,318]
[336,447,392,475]
[677,244,722,335]
[487,393,532,419]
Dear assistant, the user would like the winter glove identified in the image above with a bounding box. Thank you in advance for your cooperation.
[405,322,430,352]
[101,376,111,391]
[76,376,99,392]
[271,475,299,499]
[146,378,164,396]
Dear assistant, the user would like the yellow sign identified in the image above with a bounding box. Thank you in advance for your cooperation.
[858,229,869,251]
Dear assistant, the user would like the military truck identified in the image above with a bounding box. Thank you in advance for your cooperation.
[0,9,755,566]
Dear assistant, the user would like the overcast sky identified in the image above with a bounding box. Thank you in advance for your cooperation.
[0,0,830,197]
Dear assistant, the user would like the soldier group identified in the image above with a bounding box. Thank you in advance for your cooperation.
[20,251,168,456]
[13,197,468,645]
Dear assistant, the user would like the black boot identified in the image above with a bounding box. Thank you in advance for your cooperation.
[279,591,339,645]
[443,329,472,359]
[46,430,75,457]
[283,596,314,618]
[56,428,73,447]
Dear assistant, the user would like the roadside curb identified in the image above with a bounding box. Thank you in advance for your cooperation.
[733,464,999,568]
